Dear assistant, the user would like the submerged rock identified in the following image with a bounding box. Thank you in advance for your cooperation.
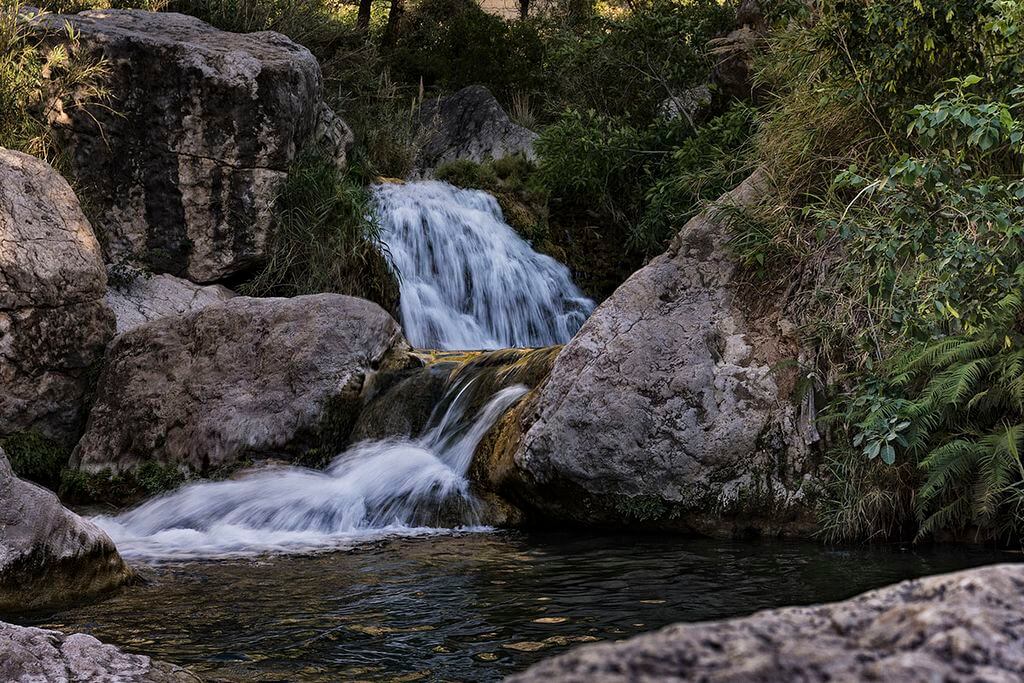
[0,621,198,682]
[478,172,818,536]
[0,148,115,444]
[0,448,132,613]
[508,563,1024,682]
[29,9,348,283]
[415,85,537,173]
[106,268,235,335]
[72,295,409,479]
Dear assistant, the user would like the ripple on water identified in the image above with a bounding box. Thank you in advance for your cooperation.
[17,532,1016,682]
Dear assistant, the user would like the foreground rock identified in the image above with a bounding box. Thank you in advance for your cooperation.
[0,449,131,613]
[478,171,818,536]
[0,621,197,682]
[508,563,1024,682]
[31,9,343,282]
[0,148,115,444]
[415,85,537,173]
[106,268,234,334]
[73,295,409,478]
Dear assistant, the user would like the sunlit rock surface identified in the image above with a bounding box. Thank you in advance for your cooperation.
[73,295,409,477]
[29,9,346,282]
[0,448,131,613]
[508,563,1024,682]
[0,148,115,443]
[479,171,819,536]
[0,621,197,682]
[414,85,537,173]
[106,269,234,334]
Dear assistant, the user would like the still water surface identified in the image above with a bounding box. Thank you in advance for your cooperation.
[24,531,1016,681]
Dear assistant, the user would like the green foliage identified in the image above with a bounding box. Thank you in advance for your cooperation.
[535,104,754,253]
[240,148,399,314]
[0,4,110,165]
[435,155,549,242]
[387,0,545,102]
[60,461,191,506]
[0,431,70,492]
[538,0,733,124]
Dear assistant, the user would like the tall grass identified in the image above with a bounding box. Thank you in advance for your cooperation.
[240,148,399,314]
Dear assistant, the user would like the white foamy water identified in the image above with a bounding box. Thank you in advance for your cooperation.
[93,383,528,561]
[373,181,594,350]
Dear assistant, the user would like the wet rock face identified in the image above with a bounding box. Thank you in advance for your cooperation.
[415,85,537,173]
[0,449,132,613]
[106,268,235,334]
[32,9,327,283]
[508,563,1024,682]
[485,172,818,536]
[0,621,196,682]
[73,295,409,476]
[0,148,115,444]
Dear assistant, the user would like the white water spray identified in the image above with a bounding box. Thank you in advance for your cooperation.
[373,181,594,350]
[93,383,528,560]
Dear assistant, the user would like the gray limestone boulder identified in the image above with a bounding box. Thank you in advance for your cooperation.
[72,294,409,476]
[29,9,349,282]
[0,448,132,613]
[415,85,537,173]
[0,148,115,444]
[0,621,198,682]
[507,563,1024,682]
[105,268,234,335]
[479,171,818,536]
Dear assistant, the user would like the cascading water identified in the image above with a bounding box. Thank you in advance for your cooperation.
[93,382,527,561]
[373,181,595,350]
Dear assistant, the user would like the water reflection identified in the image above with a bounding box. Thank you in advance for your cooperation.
[19,531,1017,682]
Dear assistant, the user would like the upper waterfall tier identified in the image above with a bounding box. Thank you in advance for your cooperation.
[373,181,594,350]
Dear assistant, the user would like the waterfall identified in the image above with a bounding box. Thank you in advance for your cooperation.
[373,181,594,350]
[93,382,528,560]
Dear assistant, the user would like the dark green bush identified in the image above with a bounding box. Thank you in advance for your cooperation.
[240,148,399,314]
[0,431,70,492]
[387,0,546,102]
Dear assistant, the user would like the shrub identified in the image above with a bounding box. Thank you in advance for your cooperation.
[240,148,399,313]
[0,3,110,165]
[0,431,70,492]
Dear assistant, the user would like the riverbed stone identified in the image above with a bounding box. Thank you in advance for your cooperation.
[0,448,132,613]
[478,171,818,536]
[415,85,537,173]
[0,147,115,444]
[29,8,348,283]
[507,562,1024,682]
[0,621,198,682]
[106,267,235,335]
[72,295,409,477]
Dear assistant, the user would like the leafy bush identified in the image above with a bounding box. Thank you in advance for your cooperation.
[0,431,70,492]
[240,148,399,314]
[537,0,733,124]
[0,3,110,165]
[387,0,546,102]
[535,104,754,253]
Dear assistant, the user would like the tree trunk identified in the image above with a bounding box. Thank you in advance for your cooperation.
[384,0,405,46]
[519,0,530,20]
[357,0,372,31]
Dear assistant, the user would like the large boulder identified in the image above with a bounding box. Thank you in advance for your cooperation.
[508,563,1024,682]
[0,148,115,444]
[72,295,409,477]
[478,172,819,536]
[0,621,197,682]
[106,268,234,335]
[0,448,132,613]
[31,9,345,282]
[415,85,537,173]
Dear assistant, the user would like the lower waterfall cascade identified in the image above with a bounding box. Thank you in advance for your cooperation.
[373,181,595,350]
[93,381,528,560]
